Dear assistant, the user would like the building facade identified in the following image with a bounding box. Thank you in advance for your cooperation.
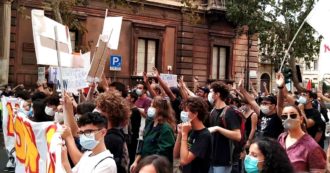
[1,0,259,88]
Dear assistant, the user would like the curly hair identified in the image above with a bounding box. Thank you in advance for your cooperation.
[183,97,209,122]
[152,96,176,130]
[95,91,131,127]
[253,137,294,173]
[210,81,229,101]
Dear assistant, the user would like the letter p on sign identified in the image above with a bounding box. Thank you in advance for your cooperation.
[110,55,122,71]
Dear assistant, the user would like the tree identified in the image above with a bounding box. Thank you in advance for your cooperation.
[226,0,321,92]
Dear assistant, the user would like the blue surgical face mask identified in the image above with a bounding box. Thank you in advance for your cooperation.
[298,96,307,105]
[244,155,262,173]
[180,111,189,123]
[79,133,100,150]
[147,107,156,118]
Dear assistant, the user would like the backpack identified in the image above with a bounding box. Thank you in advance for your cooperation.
[216,105,246,164]
[110,129,130,173]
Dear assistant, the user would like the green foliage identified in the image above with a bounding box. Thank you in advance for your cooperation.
[226,0,321,68]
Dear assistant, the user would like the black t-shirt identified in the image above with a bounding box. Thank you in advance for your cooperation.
[304,108,326,148]
[182,128,212,173]
[257,111,283,139]
[104,128,126,173]
[209,107,241,166]
[245,113,253,138]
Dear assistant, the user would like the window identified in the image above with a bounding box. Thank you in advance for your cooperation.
[211,46,227,79]
[69,31,76,52]
[136,38,158,75]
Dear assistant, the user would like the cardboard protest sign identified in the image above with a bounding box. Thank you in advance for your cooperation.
[87,36,109,83]
[102,17,123,50]
[14,112,63,173]
[31,9,74,67]
[160,73,178,88]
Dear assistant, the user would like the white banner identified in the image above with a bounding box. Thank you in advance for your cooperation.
[49,52,90,92]
[13,111,63,173]
[306,0,330,39]
[102,17,123,50]
[31,9,74,67]
[160,73,178,88]
[318,38,330,79]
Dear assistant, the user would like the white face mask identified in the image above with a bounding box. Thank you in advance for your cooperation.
[45,106,55,116]
[180,111,189,123]
[260,105,270,115]
[208,92,214,104]
[136,89,143,96]
[55,112,64,124]
[147,107,156,118]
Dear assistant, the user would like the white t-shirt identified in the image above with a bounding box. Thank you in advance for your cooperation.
[72,150,117,173]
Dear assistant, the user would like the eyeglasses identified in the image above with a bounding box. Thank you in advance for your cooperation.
[280,114,298,120]
[77,129,101,137]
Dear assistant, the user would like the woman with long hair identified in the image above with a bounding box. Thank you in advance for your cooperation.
[277,104,326,172]
[245,137,294,173]
[130,96,176,172]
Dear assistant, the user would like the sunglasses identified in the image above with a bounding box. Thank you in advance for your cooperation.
[280,114,298,120]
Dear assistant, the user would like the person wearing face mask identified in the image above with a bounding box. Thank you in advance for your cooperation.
[207,81,242,173]
[173,97,212,173]
[297,90,326,148]
[61,112,117,173]
[238,78,283,139]
[130,96,175,172]
[244,137,294,173]
[276,105,326,172]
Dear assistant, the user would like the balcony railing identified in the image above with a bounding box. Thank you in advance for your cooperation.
[205,0,226,11]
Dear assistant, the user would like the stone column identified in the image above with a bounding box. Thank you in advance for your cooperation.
[0,0,11,86]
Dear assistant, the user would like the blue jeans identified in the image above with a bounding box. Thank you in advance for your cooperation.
[209,166,232,173]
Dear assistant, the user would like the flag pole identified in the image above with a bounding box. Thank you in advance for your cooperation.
[279,19,307,72]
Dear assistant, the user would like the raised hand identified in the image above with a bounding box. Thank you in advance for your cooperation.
[238,79,244,89]
[152,67,160,78]
[276,73,285,87]
[143,72,148,83]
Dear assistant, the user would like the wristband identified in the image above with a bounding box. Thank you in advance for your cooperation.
[277,86,284,89]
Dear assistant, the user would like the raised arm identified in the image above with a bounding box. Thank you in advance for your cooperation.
[63,92,79,137]
[249,81,258,98]
[238,79,260,116]
[193,76,199,93]
[276,73,285,116]
[263,82,269,96]
[178,76,189,101]
[153,67,177,101]
[143,72,158,98]
[86,83,96,101]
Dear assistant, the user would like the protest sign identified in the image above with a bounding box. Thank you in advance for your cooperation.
[102,16,123,50]
[306,0,330,39]
[87,36,109,83]
[160,73,178,88]
[318,38,330,79]
[37,67,46,83]
[31,9,76,67]
[13,112,63,173]
[48,52,90,92]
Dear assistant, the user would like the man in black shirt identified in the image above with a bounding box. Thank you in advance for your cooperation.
[299,91,325,148]
[239,80,283,139]
[173,97,212,173]
[208,81,241,173]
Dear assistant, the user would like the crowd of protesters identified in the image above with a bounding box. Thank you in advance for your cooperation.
[1,67,330,173]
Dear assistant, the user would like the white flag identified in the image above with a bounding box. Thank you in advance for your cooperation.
[306,0,330,39]
[31,9,73,67]
[102,17,123,50]
[318,38,330,79]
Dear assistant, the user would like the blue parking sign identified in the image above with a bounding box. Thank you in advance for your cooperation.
[110,55,122,71]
